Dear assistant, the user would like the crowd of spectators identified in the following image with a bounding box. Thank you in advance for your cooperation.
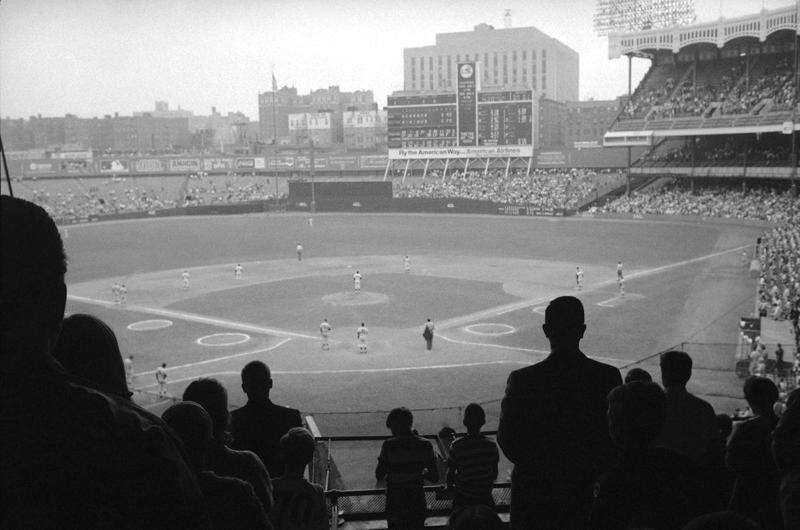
[394,168,624,210]
[598,183,800,224]
[758,223,800,324]
[181,172,279,207]
[619,54,796,123]
[643,138,791,167]
[5,195,800,528]
[15,172,285,221]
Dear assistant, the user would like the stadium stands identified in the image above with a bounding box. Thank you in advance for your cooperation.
[394,168,624,210]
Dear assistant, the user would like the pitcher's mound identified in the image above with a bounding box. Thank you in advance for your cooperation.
[323,291,390,306]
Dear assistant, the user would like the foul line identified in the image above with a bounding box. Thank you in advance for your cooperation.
[131,338,292,378]
[437,243,750,330]
[435,333,628,365]
[138,360,536,389]
[67,294,317,340]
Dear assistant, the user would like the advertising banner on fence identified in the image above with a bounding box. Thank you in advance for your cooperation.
[60,160,91,173]
[99,159,130,173]
[497,204,568,217]
[135,158,166,173]
[26,161,56,174]
[169,158,201,172]
[388,146,532,160]
[269,157,295,169]
[51,150,93,160]
[233,157,266,169]
[295,156,327,169]
[536,151,567,166]
[328,156,359,170]
[203,158,233,170]
[359,155,389,168]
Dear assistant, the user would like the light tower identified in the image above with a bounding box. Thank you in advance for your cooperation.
[593,0,695,36]
[503,9,512,29]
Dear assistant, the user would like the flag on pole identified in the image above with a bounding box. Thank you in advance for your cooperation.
[272,72,277,92]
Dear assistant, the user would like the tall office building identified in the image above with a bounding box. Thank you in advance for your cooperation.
[402,23,579,102]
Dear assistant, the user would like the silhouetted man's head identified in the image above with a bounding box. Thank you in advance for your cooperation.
[542,296,586,350]
[241,361,272,400]
[162,401,214,471]
[183,378,229,441]
[279,427,315,473]
[608,381,666,451]
[743,376,779,416]
[659,350,693,389]
[53,313,129,399]
[624,368,653,384]
[1,196,67,355]
[386,407,413,436]
[463,403,486,432]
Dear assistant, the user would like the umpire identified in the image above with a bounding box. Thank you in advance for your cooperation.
[423,318,434,350]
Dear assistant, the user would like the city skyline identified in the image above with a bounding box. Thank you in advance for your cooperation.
[0,0,794,120]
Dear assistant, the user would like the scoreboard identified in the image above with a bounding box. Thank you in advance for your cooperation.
[477,90,533,146]
[387,82,533,153]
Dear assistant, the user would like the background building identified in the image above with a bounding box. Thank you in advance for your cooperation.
[402,23,579,101]
[258,85,381,146]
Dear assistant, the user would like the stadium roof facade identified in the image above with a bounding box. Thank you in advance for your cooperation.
[608,3,799,59]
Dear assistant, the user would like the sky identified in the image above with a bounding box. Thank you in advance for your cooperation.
[0,0,795,120]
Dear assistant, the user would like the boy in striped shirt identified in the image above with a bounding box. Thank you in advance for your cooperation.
[447,403,499,511]
[376,407,439,529]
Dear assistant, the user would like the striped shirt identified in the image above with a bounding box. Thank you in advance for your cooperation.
[376,435,438,489]
[447,434,499,505]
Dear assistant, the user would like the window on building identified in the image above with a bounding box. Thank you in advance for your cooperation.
[531,50,537,90]
[447,55,452,87]
[483,53,489,81]
[502,54,508,84]
[512,50,517,84]
[493,52,498,84]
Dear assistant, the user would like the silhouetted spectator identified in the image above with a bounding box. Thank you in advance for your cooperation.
[706,414,736,510]
[449,504,503,530]
[773,388,800,530]
[1,196,208,529]
[682,511,760,530]
[498,296,622,529]
[447,403,499,511]
[162,402,271,529]
[655,350,718,463]
[727,376,782,529]
[231,361,303,477]
[52,313,131,399]
[376,407,439,529]
[590,382,695,529]
[270,427,328,530]
[624,367,653,384]
[183,378,274,513]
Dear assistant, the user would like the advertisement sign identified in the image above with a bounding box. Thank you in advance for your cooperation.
[169,158,201,172]
[294,157,327,169]
[359,155,390,168]
[456,62,477,147]
[307,112,331,130]
[235,158,255,169]
[51,150,93,160]
[27,161,55,173]
[100,159,129,173]
[388,146,533,160]
[328,156,358,170]
[60,160,91,172]
[343,110,377,128]
[135,158,166,173]
[268,157,295,169]
[203,158,233,170]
